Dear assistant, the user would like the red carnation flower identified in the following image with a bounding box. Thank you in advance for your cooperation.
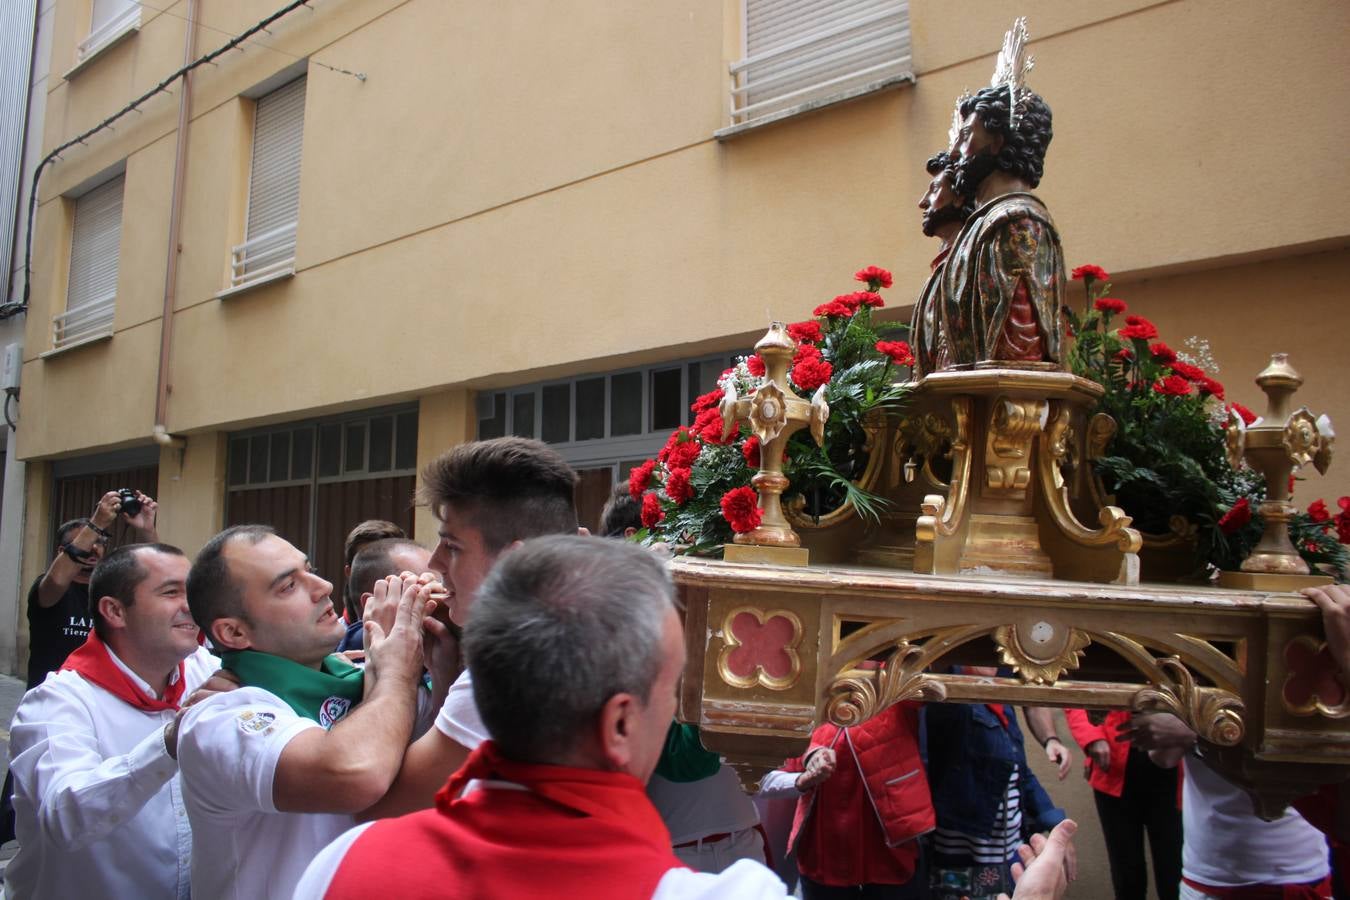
[876,340,915,367]
[1289,474,1297,497]
[1196,376,1225,399]
[693,407,730,445]
[640,492,664,528]
[691,388,724,414]
[1094,297,1127,315]
[1072,264,1110,283]
[787,321,823,344]
[1149,342,1176,364]
[741,435,761,469]
[660,427,701,471]
[813,298,856,318]
[1309,499,1331,523]
[1114,348,1134,363]
[790,357,833,392]
[793,343,822,364]
[629,459,656,499]
[720,486,763,534]
[1153,374,1193,396]
[1230,402,1257,426]
[1218,497,1251,535]
[664,467,694,506]
[1335,497,1350,544]
[1168,361,1206,381]
[1117,315,1158,342]
[854,265,893,289]
[746,354,766,377]
[853,291,885,309]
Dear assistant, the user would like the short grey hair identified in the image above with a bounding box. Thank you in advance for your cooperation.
[464,534,675,765]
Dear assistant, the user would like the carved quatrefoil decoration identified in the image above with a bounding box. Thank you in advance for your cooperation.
[717,606,803,691]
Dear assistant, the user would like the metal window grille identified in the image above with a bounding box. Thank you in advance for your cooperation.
[232,75,306,290]
[55,174,123,350]
[726,0,912,131]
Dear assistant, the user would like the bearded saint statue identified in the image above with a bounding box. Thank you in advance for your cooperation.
[937,21,1064,370]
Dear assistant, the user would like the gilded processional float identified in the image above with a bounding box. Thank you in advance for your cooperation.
[640,19,1349,816]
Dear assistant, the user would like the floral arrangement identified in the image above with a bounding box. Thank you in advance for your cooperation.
[631,266,914,554]
[1063,264,1349,578]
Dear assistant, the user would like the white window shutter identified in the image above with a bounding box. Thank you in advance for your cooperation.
[91,0,136,31]
[728,0,912,131]
[57,174,122,349]
[81,0,139,60]
[235,75,306,286]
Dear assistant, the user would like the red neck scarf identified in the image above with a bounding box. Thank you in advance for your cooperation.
[59,630,186,713]
[326,741,684,899]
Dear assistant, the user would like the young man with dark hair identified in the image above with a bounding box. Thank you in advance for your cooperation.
[25,490,158,687]
[600,482,643,537]
[296,536,790,898]
[364,436,580,816]
[175,525,442,899]
[337,537,433,651]
[8,542,216,899]
[338,518,406,617]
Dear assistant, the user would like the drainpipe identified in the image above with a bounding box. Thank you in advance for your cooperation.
[153,0,197,451]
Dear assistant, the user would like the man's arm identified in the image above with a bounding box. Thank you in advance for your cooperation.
[360,727,472,819]
[35,492,119,608]
[9,684,179,850]
[271,577,431,813]
[1023,707,1072,780]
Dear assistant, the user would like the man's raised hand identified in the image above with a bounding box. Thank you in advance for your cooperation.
[363,575,430,693]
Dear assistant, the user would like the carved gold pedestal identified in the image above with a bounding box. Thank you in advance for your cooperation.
[676,556,1350,808]
[911,369,1141,584]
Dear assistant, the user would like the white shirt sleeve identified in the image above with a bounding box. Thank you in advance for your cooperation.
[755,768,803,799]
[651,859,791,899]
[292,821,374,900]
[433,669,488,749]
[8,682,177,851]
[176,687,319,814]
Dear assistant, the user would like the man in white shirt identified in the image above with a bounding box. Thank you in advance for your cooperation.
[365,436,584,816]
[7,542,217,900]
[174,525,435,900]
[296,535,793,899]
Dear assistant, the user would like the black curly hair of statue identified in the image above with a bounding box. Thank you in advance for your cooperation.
[922,150,977,233]
[958,84,1053,189]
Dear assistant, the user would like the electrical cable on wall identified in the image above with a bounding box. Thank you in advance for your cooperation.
[3,389,19,430]
[0,0,366,320]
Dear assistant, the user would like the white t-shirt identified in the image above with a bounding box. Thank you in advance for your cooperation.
[6,646,217,900]
[647,766,760,845]
[434,668,488,747]
[294,791,792,900]
[176,687,355,900]
[1182,754,1329,886]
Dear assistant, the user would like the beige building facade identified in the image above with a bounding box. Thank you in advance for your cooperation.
[9,0,1350,676]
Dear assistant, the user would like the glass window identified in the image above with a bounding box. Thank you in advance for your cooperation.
[369,416,393,472]
[650,368,683,431]
[478,392,506,440]
[611,372,642,436]
[228,438,249,487]
[394,412,417,470]
[318,424,341,477]
[344,423,366,473]
[541,384,571,444]
[575,378,605,441]
[269,431,291,482]
[292,427,313,480]
[248,435,269,485]
[512,392,536,439]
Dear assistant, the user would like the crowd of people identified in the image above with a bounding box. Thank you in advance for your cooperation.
[2,435,1346,899]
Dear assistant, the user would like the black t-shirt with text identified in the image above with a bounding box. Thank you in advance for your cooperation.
[25,576,93,687]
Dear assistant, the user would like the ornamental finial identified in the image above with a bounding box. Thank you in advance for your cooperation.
[990,17,1035,129]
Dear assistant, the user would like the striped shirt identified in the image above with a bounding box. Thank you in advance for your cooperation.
[931,769,1022,865]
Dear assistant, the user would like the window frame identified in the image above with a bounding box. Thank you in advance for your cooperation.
[46,171,125,356]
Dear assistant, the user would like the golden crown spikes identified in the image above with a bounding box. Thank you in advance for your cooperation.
[990,17,1036,129]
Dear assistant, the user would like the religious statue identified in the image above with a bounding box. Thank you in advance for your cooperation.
[909,129,975,377]
[938,19,1064,369]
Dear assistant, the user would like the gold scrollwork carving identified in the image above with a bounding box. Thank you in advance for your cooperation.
[824,642,947,727]
[717,606,804,691]
[985,397,1045,491]
[915,399,972,546]
[748,381,790,446]
[1037,405,1142,554]
[1131,656,1245,746]
[1085,412,1116,460]
[993,620,1090,685]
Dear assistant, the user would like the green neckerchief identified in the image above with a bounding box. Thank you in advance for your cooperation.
[221,649,364,729]
[653,721,721,782]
